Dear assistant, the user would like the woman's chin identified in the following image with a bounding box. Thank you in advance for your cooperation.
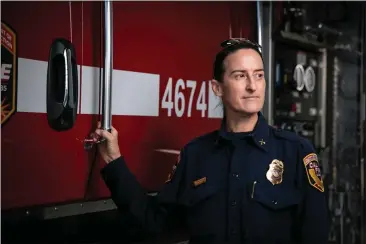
[240,106,261,115]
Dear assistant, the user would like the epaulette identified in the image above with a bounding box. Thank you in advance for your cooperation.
[272,127,303,142]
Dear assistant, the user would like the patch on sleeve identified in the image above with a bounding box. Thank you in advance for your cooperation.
[303,153,324,192]
[165,153,181,183]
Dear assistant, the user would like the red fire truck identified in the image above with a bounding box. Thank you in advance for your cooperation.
[1,1,266,242]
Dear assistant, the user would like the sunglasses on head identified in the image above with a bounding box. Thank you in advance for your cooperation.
[220,38,262,50]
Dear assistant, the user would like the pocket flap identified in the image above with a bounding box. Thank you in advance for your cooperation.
[251,181,302,210]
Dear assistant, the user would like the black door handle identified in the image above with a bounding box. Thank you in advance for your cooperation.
[47,38,78,131]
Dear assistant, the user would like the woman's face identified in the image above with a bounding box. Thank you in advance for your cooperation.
[212,48,266,116]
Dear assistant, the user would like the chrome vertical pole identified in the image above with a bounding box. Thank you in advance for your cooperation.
[102,0,113,131]
[256,1,263,50]
[259,1,274,125]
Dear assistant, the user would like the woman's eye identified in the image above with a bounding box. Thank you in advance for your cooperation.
[236,74,246,79]
[255,73,264,79]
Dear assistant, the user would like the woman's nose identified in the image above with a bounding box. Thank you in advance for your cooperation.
[246,78,257,91]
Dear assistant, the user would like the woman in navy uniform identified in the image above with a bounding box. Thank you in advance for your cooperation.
[94,39,329,244]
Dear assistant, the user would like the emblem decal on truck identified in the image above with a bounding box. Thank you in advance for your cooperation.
[1,22,17,125]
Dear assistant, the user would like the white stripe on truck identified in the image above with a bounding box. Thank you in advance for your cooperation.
[17,58,160,116]
[17,57,223,119]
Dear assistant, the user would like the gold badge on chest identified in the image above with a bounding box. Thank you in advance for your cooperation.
[266,159,284,185]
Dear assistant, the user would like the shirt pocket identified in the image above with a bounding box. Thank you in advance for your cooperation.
[244,180,302,241]
[250,180,302,210]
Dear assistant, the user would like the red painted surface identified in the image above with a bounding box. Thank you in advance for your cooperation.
[1,1,255,209]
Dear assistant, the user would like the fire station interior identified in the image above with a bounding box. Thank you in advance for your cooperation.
[1,1,365,244]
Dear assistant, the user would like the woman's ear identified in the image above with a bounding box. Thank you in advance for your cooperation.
[211,79,223,97]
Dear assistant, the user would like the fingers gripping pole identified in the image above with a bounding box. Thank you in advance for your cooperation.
[102,0,113,131]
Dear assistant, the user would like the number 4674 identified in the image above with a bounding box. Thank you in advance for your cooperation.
[161,78,207,118]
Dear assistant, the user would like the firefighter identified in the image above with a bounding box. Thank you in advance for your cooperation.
[93,39,329,244]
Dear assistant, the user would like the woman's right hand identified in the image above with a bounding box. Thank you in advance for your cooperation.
[94,122,122,164]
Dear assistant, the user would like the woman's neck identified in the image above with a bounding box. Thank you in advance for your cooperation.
[225,111,259,133]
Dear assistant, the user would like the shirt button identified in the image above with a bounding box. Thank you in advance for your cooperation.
[232,173,239,178]
[272,200,278,205]
[231,201,237,206]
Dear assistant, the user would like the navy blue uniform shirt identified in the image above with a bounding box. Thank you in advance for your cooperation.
[101,113,329,244]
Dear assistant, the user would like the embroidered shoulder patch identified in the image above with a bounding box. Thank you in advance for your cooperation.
[165,153,181,183]
[303,153,324,192]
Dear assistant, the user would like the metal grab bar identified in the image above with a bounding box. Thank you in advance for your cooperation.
[102,0,113,131]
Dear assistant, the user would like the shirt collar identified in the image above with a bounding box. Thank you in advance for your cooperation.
[215,112,270,152]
